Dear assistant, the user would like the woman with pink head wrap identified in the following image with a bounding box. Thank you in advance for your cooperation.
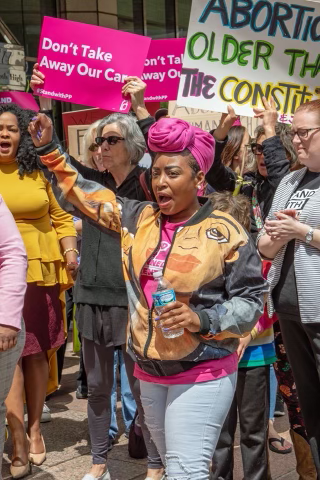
[148,117,215,196]
[31,100,266,480]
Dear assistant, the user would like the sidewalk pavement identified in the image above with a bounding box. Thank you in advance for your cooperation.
[3,346,299,480]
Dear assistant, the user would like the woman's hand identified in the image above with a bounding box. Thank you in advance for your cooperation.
[122,77,150,120]
[264,211,306,242]
[236,334,252,362]
[30,63,52,110]
[157,301,200,333]
[28,113,53,147]
[65,249,79,280]
[253,96,278,139]
[0,325,19,351]
[66,261,79,280]
[213,105,238,141]
[30,63,45,91]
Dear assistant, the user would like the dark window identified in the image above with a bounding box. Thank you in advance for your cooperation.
[145,0,175,39]
[117,0,143,35]
[0,0,57,57]
[176,0,191,38]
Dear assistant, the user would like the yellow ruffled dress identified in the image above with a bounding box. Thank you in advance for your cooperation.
[0,161,76,393]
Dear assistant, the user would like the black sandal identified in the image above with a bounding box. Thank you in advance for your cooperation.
[268,436,292,454]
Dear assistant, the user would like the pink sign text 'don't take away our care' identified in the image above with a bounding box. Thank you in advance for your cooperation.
[35,16,151,112]
[143,38,186,103]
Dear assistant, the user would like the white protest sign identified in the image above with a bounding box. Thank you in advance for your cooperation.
[169,101,261,136]
[177,0,320,122]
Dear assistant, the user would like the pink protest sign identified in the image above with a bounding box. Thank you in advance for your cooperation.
[143,38,186,102]
[0,91,39,111]
[35,16,151,112]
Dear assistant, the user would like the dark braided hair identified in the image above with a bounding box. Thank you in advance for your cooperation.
[0,103,39,176]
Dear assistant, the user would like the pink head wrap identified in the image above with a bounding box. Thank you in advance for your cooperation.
[148,118,215,176]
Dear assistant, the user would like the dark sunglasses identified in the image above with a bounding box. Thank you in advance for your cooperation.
[95,136,125,146]
[251,143,263,155]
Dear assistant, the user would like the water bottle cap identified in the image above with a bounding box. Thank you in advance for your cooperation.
[153,270,163,279]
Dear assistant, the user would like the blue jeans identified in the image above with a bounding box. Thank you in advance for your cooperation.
[0,323,25,479]
[269,364,277,420]
[140,372,237,480]
[109,349,136,439]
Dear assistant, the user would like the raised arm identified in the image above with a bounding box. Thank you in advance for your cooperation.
[30,62,52,111]
[254,97,291,190]
[28,114,148,235]
[122,76,151,121]
[122,77,156,162]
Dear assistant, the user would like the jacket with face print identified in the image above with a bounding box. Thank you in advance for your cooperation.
[37,141,268,377]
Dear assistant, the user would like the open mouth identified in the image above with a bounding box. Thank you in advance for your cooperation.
[157,193,173,208]
[0,141,11,152]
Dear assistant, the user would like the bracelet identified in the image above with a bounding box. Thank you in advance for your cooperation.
[63,248,79,256]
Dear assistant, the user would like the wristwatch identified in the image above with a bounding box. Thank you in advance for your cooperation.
[305,227,314,244]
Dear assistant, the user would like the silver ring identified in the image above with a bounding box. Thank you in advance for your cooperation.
[131,81,138,86]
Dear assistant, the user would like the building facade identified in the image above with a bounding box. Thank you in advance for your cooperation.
[0,0,191,133]
[0,0,191,62]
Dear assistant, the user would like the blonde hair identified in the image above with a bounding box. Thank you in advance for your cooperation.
[82,120,102,168]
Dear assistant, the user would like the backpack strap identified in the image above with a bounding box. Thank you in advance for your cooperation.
[139,171,153,201]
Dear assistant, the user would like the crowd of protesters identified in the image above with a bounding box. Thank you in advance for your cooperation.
[0,62,320,480]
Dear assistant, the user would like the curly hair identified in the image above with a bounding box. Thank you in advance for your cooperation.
[0,103,39,176]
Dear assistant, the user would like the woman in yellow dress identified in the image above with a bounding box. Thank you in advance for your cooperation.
[0,103,77,479]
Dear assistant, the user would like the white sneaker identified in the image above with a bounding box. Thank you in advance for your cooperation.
[23,403,51,423]
[41,403,52,423]
[82,470,111,480]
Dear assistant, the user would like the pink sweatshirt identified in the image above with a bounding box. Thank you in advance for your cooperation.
[0,195,27,330]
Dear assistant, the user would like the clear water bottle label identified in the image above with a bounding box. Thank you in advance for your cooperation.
[152,289,176,308]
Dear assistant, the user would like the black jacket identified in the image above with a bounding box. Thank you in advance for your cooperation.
[205,135,291,237]
[137,118,290,237]
[70,158,147,306]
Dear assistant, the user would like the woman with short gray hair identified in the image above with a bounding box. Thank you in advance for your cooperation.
[96,113,146,166]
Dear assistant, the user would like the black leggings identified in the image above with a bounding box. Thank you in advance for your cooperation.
[273,320,307,440]
[277,313,320,477]
[82,337,162,468]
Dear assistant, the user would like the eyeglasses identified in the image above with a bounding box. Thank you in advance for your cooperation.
[287,127,320,140]
[251,143,263,155]
[88,142,99,152]
[95,136,125,146]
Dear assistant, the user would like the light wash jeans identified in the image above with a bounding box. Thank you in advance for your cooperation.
[140,372,237,480]
[0,322,25,480]
[109,349,136,439]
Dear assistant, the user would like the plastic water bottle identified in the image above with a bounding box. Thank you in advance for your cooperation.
[152,271,184,339]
